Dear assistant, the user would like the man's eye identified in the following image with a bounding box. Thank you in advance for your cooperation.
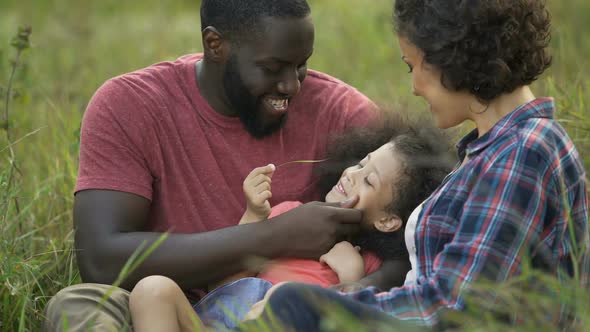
[261,65,281,74]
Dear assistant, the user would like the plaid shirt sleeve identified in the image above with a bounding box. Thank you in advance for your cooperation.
[346,142,556,325]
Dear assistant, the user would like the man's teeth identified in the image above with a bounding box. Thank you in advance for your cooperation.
[268,98,288,110]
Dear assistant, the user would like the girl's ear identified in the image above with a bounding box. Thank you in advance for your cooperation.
[373,215,403,233]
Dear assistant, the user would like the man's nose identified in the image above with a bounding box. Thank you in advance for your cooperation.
[277,69,301,96]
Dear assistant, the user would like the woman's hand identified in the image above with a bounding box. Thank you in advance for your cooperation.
[319,241,365,283]
[240,164,275,224]
[329,281,365,293]
[243,282,288,321]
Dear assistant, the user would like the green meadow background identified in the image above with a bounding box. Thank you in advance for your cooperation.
[1,0,589,330]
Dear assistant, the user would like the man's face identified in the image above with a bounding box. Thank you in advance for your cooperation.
[222,16,315,138]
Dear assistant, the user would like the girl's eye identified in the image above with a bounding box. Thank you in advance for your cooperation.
[406,64,414,73]
[364,177,373,187]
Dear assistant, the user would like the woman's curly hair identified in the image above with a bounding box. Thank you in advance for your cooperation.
[393,0,552,102]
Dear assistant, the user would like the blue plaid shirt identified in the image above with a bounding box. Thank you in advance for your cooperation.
[347,98,589,325]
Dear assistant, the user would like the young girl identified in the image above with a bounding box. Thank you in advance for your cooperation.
[127,119,454,331]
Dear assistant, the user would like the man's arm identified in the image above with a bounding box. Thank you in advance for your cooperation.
[74,190,361,291]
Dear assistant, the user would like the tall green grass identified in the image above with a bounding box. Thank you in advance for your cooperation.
[0,0,589,330]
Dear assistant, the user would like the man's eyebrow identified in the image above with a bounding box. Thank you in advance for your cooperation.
[259,50,314,65]
[259,57,290,65]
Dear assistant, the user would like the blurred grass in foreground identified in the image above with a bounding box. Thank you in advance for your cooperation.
[0,0,589,330]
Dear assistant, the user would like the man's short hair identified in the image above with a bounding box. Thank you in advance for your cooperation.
[200,0,311,41]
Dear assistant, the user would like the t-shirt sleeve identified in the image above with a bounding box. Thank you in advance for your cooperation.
[268,201,304,218]
[362,251,383,276]
[321,77,379,131]
[75,79,155,200]
[342,88,379,129]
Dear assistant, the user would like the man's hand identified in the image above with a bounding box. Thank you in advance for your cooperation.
[320,241,365,283]
[269,197,362,259]
[240,164,275,224]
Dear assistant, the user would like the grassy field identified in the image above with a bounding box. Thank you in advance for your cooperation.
[0,0,589,330]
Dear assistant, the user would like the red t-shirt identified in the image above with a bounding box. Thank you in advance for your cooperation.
[258,201,382,287]
[76,54,376,233]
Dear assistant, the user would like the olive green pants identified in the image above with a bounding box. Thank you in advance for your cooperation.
[42,283,133,332]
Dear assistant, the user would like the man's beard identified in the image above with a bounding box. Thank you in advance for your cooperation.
[222,55,287,139]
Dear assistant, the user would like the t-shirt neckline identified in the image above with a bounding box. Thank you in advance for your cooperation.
[181,54,245,129]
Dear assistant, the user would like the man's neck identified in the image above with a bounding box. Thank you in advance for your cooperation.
[195,59,237,117]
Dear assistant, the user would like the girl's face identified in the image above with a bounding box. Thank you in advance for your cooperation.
[325,142,400,228]
[397,36,473,129]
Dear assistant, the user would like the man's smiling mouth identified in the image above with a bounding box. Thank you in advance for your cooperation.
[264,96,289,113]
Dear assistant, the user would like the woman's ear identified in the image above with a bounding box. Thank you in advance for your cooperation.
[373,215,403,233]
[201,26,230,63]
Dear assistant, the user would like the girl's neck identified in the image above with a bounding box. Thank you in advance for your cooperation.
[472,86,536,137]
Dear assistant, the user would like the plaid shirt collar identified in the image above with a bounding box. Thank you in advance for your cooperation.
[456,97,555,160]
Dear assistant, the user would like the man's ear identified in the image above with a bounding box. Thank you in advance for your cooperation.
[201,26,230,63]
[373,215,403,233]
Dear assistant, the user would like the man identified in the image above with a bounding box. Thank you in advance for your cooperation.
[43,0,409,331]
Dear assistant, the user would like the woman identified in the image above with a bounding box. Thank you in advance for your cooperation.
[242,0,589,329]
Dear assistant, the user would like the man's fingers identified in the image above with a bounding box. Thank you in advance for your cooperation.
[335,223,361,240]
[319,195,359,209]
[334,207,363,224]
[301,201,362,224]
[339,195,359,208]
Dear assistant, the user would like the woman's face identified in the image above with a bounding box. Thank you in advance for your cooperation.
[397,37,472,129]
[325,142,399,227]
